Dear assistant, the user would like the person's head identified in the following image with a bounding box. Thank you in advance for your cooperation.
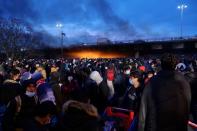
[34,101,56,125]
[10,68,20,81]
[123,65,131,75]
[23,79,37,97]
[161,53,177,71]
[130,71,144,88]
[70,89,90,103]
[147,70,154,79]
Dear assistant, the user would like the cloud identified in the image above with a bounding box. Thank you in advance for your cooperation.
[0,0,39,23]
[1,0,196,45]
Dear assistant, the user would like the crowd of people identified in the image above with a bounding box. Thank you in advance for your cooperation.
[0,53,197,131]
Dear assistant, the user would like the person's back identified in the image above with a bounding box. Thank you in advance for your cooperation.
[1,69,22,105]
[185,72,197,123]
[61,89,102,131]
[2,79,38,131]
[138,54,191,131]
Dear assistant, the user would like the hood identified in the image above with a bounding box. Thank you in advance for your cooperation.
[62,100,98,118]
[3,79,18,84]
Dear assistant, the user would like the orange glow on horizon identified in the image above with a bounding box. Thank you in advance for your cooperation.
[68,51,125,58]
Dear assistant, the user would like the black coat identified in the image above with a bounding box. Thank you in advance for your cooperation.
[84,78,109,114]
[0,79,22,105]
[22,118,49,131]
[2,94,38,131]
[121,85,141,112]
[138,71,191,131]
[61,100,102,131]
[185,72,197,123]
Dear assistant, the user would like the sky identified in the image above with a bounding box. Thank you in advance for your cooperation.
[0,0,197,46]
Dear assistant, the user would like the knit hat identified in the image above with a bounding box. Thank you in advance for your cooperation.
[31,72,43,82]
[22,78,36,89]
[20,72,32,85]
[89,71,103,85]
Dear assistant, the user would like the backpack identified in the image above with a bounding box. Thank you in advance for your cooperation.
[5,95,38,131]
[7,95,38,115]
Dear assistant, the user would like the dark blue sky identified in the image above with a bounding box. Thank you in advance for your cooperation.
[0,0,197,45]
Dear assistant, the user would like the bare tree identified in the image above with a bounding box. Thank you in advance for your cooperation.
[0,18,46,59]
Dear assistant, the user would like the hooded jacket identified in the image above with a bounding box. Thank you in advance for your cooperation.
[61,100,102,131]
[185,72,197,123]
[0,79,22,105]
[138,71,191,131]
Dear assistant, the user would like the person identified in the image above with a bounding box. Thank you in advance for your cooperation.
[121,70,144,113]
[144,70,155,85]
[110,65,130,107]
[23,101,56,131]
[49,72,63,114]
[1,68,22,106]
[138,53,191,131]
[84,70,109,114]
[2,79,38,131]
[104,67,116,100]
[185,72,197,124]
[61,90,102,131]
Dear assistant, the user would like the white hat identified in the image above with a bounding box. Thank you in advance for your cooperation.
[89,71,103,85]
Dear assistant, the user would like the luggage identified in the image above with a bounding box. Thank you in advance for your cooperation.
[103,107,134,131]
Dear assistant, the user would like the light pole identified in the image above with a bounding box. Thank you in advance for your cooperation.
[56,23,64,58]
[177,4,187,38]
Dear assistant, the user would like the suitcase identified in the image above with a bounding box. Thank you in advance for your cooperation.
[103,107,134,131]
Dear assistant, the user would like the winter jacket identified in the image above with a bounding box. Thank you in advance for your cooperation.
[84,78,109,114]
[109,73,128,107]
[0,79,22,105]
[22,118,49,131]
[121,85,142,113]
[2,94,38,131]
[61,100,102,131]
[185,72,197,123]
[138,71,191,131]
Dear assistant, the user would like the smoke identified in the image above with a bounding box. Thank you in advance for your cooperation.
[89,0,137,39]
[1,0,185,45]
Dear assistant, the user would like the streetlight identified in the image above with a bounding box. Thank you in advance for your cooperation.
[56,23,65,58]
[177,4,187,38]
